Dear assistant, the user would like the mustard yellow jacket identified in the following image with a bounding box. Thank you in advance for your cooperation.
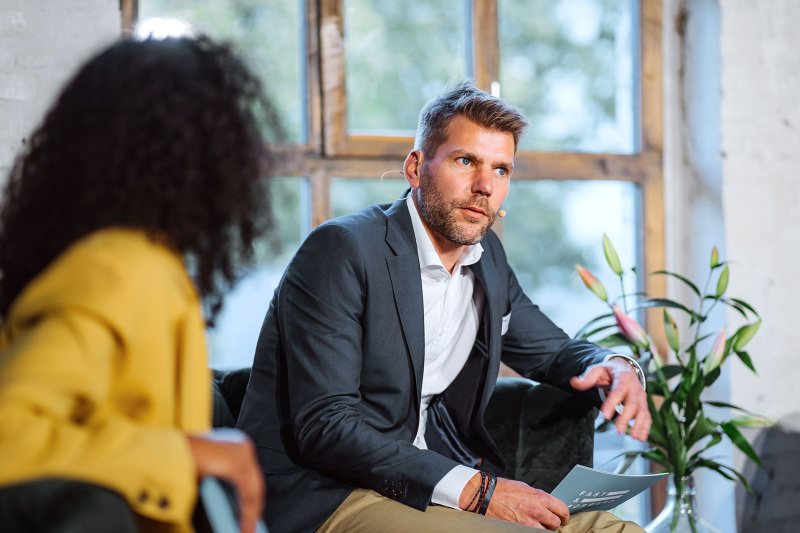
[0,228,211,532]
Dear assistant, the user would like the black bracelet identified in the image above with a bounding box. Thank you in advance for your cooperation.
[465,472,486,512]
[477,474,497,515]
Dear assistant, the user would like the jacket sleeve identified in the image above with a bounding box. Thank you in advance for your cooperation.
[276,223,459,511]
[0,235,201,528]
[491,240,610,399]
[0,310,197,526]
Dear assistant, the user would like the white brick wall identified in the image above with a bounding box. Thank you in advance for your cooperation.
[0,0,120,178]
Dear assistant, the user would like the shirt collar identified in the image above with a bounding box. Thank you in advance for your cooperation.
[405,195,483,271]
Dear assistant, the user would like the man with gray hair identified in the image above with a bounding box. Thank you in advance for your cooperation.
[238,79,649,532]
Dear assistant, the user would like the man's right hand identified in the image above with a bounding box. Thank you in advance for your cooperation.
[459,474,569,530]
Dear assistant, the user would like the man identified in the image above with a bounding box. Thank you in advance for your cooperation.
[237,79,650,532]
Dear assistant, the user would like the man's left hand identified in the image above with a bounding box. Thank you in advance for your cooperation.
[569,360,650,442]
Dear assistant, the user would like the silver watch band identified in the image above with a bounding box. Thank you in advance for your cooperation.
[607,354,646,392]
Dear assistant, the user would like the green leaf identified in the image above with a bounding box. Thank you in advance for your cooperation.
[684,373,707,427]
[660,364,684,380]
[733,321,761,351]
[686,333,714,353]
[723,299,750,319]
[634,298,700,322]
[593,333,636,349]
[640,449,671,469]
[716,265,730,297]
[647,394,669,449]
[704,366,721,387]
[663,408,686,472]
[685,414,717,449]
[730,415,777,427]
[735,350,757,373]
[603,234,623,275]
[649,270,702,297]
[729,297,760,317]
[721,422,763,466]
[693,459,756,495]
[575,313,615,338]
[581,323,619,339]
[704,401,769,418]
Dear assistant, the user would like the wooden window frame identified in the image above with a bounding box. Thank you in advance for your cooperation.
[121,0,664,341]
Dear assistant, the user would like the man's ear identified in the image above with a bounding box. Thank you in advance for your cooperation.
[403,150,424,189]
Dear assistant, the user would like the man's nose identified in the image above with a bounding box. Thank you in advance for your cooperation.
[471,167,493,196]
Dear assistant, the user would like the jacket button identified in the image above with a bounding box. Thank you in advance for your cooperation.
[138,491,148,504]
[158,497,170,509]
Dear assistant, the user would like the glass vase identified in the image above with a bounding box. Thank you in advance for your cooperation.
[645,474,723,533]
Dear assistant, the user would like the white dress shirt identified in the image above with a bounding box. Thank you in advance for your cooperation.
[405,197,482,509]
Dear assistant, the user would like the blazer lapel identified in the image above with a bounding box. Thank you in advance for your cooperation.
[384,200,426,403]
[467,254,503,407]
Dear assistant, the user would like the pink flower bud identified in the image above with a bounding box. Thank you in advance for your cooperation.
[575,265,608,301]
[705,327,727,374]
[612,304,649,349]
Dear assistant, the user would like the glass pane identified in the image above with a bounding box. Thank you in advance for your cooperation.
[499,0,638,153]
[344,0,468,136]
[502,180,639,336]
[206,177,310,368]
[331,177,408,219]
[502,179,644,525]
[138,0,307,144]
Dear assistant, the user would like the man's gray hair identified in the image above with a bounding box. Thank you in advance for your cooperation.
[414,78,529,157]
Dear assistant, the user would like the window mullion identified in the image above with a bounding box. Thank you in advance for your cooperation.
[471,0,499,92]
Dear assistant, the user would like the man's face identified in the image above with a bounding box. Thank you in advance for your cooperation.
[416,115,515,246]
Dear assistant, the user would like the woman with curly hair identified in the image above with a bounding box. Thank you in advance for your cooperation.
[0,35,281,533]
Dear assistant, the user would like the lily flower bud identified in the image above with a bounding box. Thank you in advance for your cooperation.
[603,234,623,275]
[705,327,727,374]
[716,265,730,297]
[663,309,680,353]
[613,304,649,349]
[734,320,761,351]
[711,247,720,268]
[575,265,608,301]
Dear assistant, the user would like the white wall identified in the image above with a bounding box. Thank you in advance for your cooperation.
[721,1,800,527]
[0,0,120,176]
[721,0,800,422]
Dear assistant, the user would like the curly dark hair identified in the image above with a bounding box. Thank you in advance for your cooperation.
[0,36,283,320]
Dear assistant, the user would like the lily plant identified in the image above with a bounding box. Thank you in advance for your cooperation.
[574,236,774,518]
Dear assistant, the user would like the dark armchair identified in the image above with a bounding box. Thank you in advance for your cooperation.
[211,369,597,493]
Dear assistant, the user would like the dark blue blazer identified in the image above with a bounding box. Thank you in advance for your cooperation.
[237,199,609,532]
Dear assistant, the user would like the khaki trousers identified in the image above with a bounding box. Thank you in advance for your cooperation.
[317,489,645,533]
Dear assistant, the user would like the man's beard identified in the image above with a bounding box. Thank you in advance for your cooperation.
[416,167,497,246]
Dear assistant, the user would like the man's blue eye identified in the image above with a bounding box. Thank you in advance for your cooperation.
[459,157,470,165]
[497,168,507,176]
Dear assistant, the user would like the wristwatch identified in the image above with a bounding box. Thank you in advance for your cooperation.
[607,354,646,392]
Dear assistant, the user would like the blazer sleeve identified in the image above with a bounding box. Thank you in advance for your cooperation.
[491,241,610,398]
[276,223,459,511]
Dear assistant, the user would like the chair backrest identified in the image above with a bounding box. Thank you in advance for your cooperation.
[212,368,252,428]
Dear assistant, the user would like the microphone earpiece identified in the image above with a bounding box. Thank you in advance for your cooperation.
[498,210,506,218]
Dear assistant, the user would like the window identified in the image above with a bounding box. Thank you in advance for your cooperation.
[124,0,664,520]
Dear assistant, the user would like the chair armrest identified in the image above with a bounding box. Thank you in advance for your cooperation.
[484,377,598,493]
